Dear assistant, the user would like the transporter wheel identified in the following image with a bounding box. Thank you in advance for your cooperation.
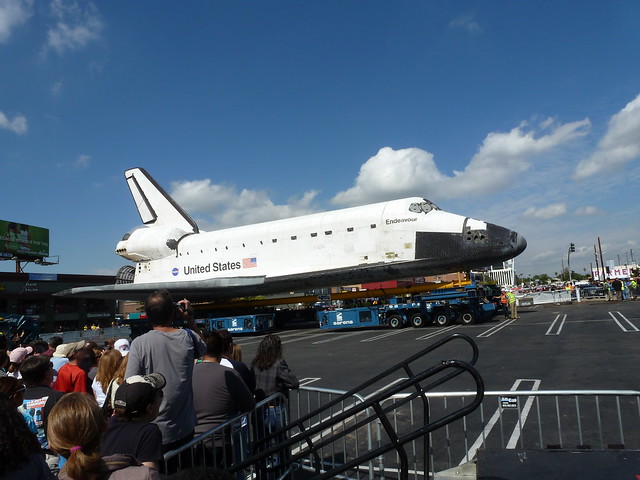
[388,314,403,329]
[459,309,476,325]
[434,310,452,327]
[410,313,426,328]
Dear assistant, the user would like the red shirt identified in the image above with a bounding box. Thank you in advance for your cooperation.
[54,363,88,393]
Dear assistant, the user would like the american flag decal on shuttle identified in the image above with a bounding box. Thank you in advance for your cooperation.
[242,257,257,268]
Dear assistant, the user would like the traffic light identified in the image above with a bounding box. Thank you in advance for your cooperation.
[570,243,575,253]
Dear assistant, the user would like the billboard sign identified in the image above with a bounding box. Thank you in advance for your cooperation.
[592,264,638,281]
[0,220,50,259]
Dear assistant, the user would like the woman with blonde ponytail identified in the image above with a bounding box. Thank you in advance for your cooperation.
[47,393,158,479]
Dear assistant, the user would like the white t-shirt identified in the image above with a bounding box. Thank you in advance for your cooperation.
[92,377,107,407]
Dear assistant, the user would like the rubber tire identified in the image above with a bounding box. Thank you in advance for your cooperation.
[388,314,403,329]
[434,311,452,327]
[410,313,426,328]
[459,310,476,325]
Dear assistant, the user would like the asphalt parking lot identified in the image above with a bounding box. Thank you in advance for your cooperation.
[234,300,640,394]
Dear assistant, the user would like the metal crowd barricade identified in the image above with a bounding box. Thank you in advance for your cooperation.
[430,390,640,472]
[162,392,293,479]
[516,290,572,306]
[349,389,640,478]
[257,333,483,480]
[40,326,132,344]
[163,345,639,478]
[164,333,485,479]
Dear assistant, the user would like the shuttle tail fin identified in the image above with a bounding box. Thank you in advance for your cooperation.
[124,167,199,234]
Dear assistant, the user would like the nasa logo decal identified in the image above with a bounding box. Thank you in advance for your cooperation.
[172,268,179,276]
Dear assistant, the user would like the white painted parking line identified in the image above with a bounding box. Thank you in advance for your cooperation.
[312,330,370,344]
[415,325,459,340]
[506,380,541,448]
[461,379,541,465]
[545,314,567,335]
[299,377,321,386]
[364,377,408,399]
[361,329,412,342]
[281,331,333,344]
[609,311,639,332]
[290,378,408,459]
[234,329,319,346]
[477,318,516,338]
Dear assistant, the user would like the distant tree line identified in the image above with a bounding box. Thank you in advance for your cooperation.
[516,267,638,285]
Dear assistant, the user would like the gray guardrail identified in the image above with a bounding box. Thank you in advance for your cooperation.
[517,290,572,306]
[39,326,131,344]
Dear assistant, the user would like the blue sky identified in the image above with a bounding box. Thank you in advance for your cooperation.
[2,1,640,279]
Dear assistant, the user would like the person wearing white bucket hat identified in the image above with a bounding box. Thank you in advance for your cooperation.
[113,339,130,357]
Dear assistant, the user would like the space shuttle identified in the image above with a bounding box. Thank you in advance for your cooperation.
[61,167,526,300]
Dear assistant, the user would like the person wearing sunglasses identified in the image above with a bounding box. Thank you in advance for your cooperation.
[0,376,37,435]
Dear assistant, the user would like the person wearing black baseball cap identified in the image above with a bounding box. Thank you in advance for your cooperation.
[100,373,165,471]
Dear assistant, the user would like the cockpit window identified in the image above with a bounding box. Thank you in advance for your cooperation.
[409,200,439,214]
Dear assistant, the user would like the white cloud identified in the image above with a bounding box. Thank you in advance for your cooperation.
[330,147,446,206]
[331,118,590,207]
[449,13,481,34]
[51,80,63,95]
[574,205,602,216]
[522,203,567,220]
[450,118,589,188]
[574,94,640,180]
[539,117,556,129]
[170,179,321,229]
[46,0,102,55]
[56,154,91,169]
[0,110,27,134]
[532,250,559,262]
[74,154,90,168]
[0,0,33,43]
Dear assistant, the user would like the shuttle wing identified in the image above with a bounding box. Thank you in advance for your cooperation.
[55,276,266,301]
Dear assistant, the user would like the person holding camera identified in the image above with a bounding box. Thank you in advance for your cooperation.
[125,289,206,462]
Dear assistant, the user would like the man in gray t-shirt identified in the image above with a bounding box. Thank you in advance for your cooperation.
[193,331,255,438]
[125,289,206,451]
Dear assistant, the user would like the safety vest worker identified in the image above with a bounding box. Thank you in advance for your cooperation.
[506,292,518,319]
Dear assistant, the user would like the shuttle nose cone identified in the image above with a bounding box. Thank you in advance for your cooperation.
[484,223,526,260]
[514,232,527,256]
[414,220,527,271]
[455,222,527,267]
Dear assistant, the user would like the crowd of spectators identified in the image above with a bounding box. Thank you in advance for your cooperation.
[0,289,298,479]
[600,277,638,300]
[512,277,639,300]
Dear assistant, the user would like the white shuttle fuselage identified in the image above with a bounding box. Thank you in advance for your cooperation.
[62,168,526,300]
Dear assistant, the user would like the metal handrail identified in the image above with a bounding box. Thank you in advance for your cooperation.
[231,333,484,479]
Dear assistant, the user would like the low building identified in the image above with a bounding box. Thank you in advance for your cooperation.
[0,272,117,333]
